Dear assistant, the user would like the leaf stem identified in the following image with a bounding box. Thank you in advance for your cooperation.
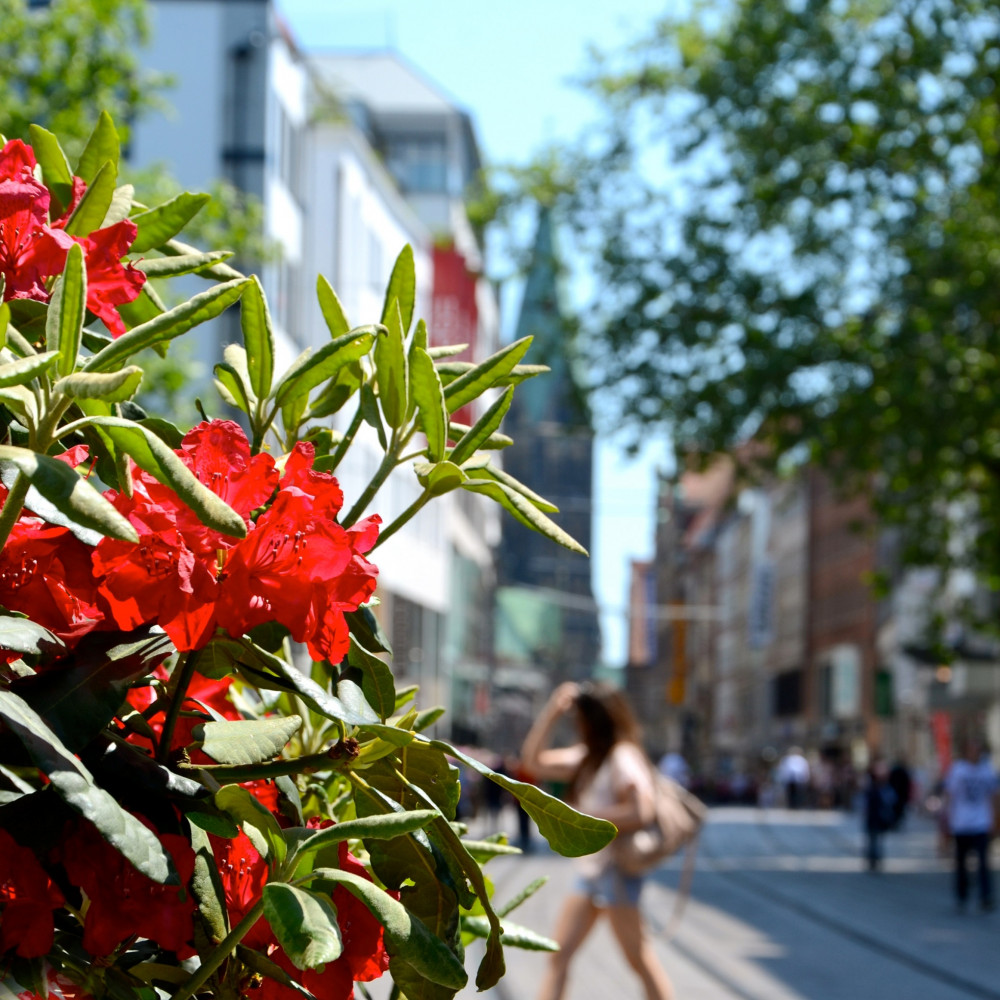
[0,472,31,550]
[173,897,265,1000]
[327,404,364,473]
[157,651,197,763]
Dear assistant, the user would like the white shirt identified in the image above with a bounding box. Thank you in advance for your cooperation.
[777,753,810,784]
[946,758,998,835]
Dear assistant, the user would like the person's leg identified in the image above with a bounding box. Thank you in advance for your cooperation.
[974,832,994,908]
[955,834,971,907]
[607,903,675,1000]
[535,893,600,1000]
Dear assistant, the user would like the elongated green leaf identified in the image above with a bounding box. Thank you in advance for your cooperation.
[463,478,586,554]
[347,636,395,721]
[274,329,377,409]
[135,251,234,279]
[381,244,416,334]
[0,616,64,658]
[462,915,558,952]
[236,946,316,999]
[130,193,212,254]
[102,184,134,227]
[427,344,468,359]
[221,343,258,411]
[64,160,116,237]
[190,824,229,941]
[193,716,302,767]
[307,868,468,990]
[346,605,393,656]
[458,840,522,863]
[76,111,120,185]
[376,301,408,429]
[84,277,249,373]
[0,385,36,424]
[47,243,86,378]
[414,460,466,497]
[84,417,246,538]
[443,338,533,413]
[0,445,137,542]
[316,274,350,338]
[11,628,172,751]
[0,690,177,884]
[162,238,245,281]
[428,739,616,857]
[0,302,9,350]
[240,276,275,400]
[264,884,343,971]
[215,784,286,864]
[448,422,512,450]
[55,366,143,403]
[496,876,548,918]
[292,810,438,868]
[28,124,74,217]
[449,386,514,466]
[463,460,558,512]
[115,286,163,330]
[359,381,387,450]
[0,351,60,388]
[215,365,251,415]
[410,345,447,461]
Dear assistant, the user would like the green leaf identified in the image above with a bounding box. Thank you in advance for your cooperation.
[306,868,467,990]
[316,274,350,339]
[381,244,416,334]
[462,460,558,512]
[347,636,395,721]
[0,617,64,658]
[443,338,533,414]
[47,243,86,378]
[189,823,230,942]
[274,329,377,409]
[462,915,558,952]
[346,605,393,657]
[410,345,447,462]
[0,302,9,350]
[448,422,512,450]
[83,277,249,373]
[428,739,616,857]
[375,301,408,429]
[54,366,143,403]
[263,884,343,971]
[115,287,164,330]
[28,124,74,217]
[11,628,173,752]
[0,445,137,542]
[0,351,60,388]
[215,364,251,415]
[496,876,548,917]
[130,193,212,254]
[241,276,275,400]
[135,251,234,278]
[75,111,120,186]
[64,160,116,237]
[215,784,287,864]
[449,385,514,466]
[359,382,387,450]
[414,460,467,497]
[193,716,302,767]
[0,690,177,884]
[83,417,247,538]
[102,183,135,227]
[463,478,586,554]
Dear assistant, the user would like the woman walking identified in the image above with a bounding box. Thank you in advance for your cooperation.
[521,681,676,1000]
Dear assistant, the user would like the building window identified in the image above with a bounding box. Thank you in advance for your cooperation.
[772,669,803,717]
[383,134,447,193]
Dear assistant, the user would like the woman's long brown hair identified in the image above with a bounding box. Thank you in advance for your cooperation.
[566,682,642,802]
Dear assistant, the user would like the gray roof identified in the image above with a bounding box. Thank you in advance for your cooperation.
[310,51,461,116]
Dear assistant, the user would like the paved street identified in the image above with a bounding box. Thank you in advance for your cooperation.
[445,805,1000,1000]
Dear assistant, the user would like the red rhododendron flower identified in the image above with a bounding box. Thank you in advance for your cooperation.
[0,140,73,301]
[0,518,104,642]
[73,220,146,337]
[59,816,196,959]
[280,442,344,516]
[9,965,92,1000]
[211,828,389,1000]
[0,829,64,958]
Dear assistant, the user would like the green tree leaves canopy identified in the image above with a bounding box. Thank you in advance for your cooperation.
[520,0,1000,583]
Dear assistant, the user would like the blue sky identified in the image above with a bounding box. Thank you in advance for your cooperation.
[279,1,673,666]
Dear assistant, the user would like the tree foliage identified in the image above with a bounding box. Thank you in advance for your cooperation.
[0,0,159,153]
[504,0,1000,585]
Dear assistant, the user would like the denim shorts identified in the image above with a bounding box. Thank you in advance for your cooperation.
[573,865,644,907]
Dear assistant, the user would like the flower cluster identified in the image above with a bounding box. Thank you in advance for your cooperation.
[0,139,145,336]
[0,420,380,664]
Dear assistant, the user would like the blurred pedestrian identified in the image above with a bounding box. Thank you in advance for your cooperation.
[945,737,998,912]
[777,746,810,809]
[888,759,913,829]
[521,681,675,1000]
[657,749,691,789]
[863,757,896,872]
